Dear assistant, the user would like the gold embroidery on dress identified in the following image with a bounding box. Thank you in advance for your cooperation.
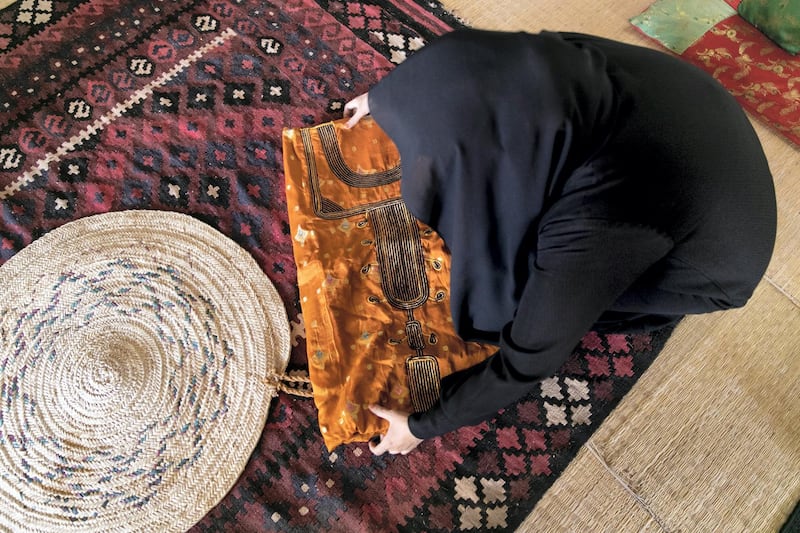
[301,120,445,415]
[318,124,401,187]
[304,121,443,409]
[301,126,401,219]
[368,202,441,412]
[406,355,441,413]
[367,202,428,310]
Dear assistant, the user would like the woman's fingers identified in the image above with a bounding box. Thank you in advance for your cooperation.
[343,93,370,128]
[367,405,423,456]
[368,404,393,421]
[345,109,364,129]
[368,434,389,455]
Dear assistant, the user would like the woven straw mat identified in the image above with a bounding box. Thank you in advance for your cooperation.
[0,210,291,532]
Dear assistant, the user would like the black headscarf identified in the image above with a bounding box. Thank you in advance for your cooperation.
[368,29,620,341]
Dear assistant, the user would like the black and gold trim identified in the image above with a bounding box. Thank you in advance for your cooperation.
[318,124,401,187]
[405,319,426,351]
[367,201,428,310]
[300,125,401,219]
[406,355,441,413]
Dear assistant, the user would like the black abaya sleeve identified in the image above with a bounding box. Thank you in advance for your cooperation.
[407,219,673,439]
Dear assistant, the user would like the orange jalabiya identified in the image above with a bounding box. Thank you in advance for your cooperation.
[282,118,494,450]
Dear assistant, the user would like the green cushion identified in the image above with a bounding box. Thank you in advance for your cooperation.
[739,0,800,55]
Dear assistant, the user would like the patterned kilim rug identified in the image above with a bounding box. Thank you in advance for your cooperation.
[632,0,800,148]
[0,1,676,530]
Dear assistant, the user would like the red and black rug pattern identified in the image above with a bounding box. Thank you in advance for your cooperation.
[0,0,675,530]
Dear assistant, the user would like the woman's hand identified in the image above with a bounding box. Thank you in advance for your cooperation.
[368,405,423,455]
[344,93,370,129]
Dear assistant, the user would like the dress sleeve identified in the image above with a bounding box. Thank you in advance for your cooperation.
[407,219,673,439]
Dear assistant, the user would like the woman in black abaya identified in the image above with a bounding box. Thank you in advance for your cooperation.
[343,29,776,456]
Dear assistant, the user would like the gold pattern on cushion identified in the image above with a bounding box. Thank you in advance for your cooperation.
[282,118,495,450]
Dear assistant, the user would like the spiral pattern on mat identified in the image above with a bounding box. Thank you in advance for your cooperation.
[0,211,290,532]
